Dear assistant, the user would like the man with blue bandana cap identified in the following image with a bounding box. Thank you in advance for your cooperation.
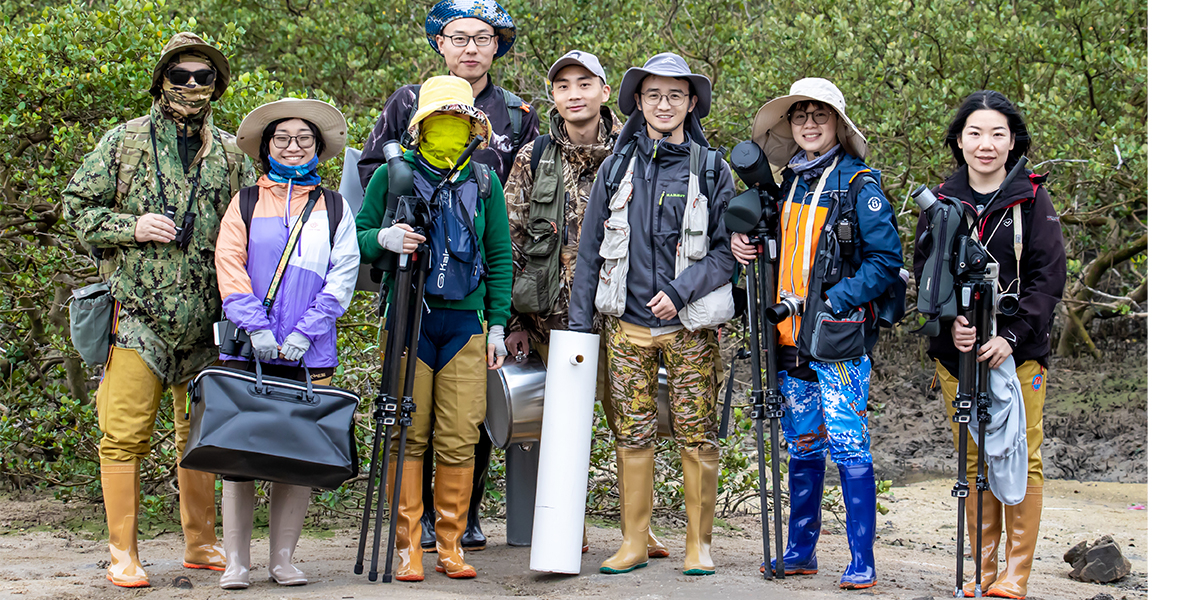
[357,0,540,555]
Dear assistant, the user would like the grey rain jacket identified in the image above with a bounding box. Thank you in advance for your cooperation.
[568,114,736,332]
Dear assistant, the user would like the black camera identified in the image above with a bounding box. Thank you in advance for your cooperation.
[765,294,804,324]
[214,319,253,359]
[724,141,780,235]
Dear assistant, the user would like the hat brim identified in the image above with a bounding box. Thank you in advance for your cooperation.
[407,103,492,149]
[751,93,868,167]
[150,43,231,101]
[236,99,349,163]
[617,67,711,119]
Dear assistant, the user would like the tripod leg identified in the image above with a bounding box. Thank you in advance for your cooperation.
[354,421,385,575]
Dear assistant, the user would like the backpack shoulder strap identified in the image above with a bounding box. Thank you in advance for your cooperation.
[530,134,552,172]
[604,141,636,197]
[115,116,153,201]
[323,188,345,248]
[239,185,260,241]
[400,84,424,148]
[214,128,246,198]
[471,162,494,200]
[697,145,724,200]
[500,87,529,141]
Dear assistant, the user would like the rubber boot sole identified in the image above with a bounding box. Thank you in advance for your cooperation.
[684,567,715,576]
[600,561,648,574]
[183,562,225,571]
[983,590,1025,599]
[434,561,477,578]
[839,580,877,590]
[107,574,150,588]
[759,564,818,575]
[648,548,669,558]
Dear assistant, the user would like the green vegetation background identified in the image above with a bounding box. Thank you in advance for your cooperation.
[0,0,1145,523]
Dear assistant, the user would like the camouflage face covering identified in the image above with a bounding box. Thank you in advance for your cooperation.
[159,52,215,135]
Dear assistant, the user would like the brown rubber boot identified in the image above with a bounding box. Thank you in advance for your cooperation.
[648,527,670,558]
[963,488,1004,596]
[178,466,226,570]
[389,459,426,581]
[680,446,718,575]
[600,446,654,574]
[101,462,150,588]
[431,464,476,578]
[986,485,1043,599]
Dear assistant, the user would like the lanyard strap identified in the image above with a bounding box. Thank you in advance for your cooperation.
[780,157,839,293]
[148,121,203,215]
[263,188,322,312]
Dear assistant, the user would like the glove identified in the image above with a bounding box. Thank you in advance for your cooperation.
[249,329,279,362]
[279,331,311,362]
[377,225,407,253]
[488,325,507,357]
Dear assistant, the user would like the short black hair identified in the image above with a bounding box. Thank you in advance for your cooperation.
[258,118,326,173]
[944,90,1030,170]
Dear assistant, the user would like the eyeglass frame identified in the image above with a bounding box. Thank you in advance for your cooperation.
[638,90,691,108]
[789,108,834,126]
[165,67,217,87]
[441,33,496,48]
[270,134,317,150]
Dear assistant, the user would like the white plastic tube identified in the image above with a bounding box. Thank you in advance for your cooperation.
[528,329,600,574]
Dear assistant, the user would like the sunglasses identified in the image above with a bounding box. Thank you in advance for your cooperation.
[165,67,217,87]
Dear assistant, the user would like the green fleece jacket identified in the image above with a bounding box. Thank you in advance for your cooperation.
[356,152,512,329]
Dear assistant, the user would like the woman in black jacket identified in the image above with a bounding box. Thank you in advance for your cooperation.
[913,90,1066,599]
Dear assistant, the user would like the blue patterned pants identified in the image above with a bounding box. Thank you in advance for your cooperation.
[777,355,873,466]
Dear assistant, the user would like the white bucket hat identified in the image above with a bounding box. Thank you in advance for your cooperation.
[751,78,868,167]
[237,98,348,163]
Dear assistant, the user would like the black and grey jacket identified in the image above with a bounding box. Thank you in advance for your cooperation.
[568,116,736,332]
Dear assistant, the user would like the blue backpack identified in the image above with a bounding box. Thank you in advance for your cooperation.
[413,163,492,301]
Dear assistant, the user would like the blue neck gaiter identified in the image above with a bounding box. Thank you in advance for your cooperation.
[267,156,321,186]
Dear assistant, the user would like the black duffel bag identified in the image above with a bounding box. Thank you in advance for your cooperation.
[181,360,360,490]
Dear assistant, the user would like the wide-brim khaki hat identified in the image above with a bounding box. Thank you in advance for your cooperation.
[236,98,348,163]
[405,75,492,147]
[149,32,231,101]
[751,77,868,167]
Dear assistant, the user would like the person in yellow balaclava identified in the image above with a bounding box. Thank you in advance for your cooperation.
[355,75,512,581]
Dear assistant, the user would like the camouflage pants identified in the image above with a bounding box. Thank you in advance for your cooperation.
[605,317,719,450]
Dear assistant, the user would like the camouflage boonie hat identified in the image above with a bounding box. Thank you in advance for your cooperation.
[148,32,231,101]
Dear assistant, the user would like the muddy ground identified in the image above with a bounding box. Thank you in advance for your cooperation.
[0,319,1148,599]
[0,478,1147,599]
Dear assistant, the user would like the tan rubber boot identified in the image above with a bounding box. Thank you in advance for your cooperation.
[101,462,150,588]
[268,482,310,585]
[178,466,226,570]
[600,446,654,574]
[390,459,425,581]
[431,464,476,578]
[986,485,1043,599]
[680,446,718,575]
[963,488,1003,596]
[648,527,671,558]
[218,481,255,590]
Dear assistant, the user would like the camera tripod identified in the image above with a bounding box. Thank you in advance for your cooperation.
[354,137,482,581]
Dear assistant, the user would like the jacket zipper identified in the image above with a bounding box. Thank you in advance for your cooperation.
[649,139,662,326]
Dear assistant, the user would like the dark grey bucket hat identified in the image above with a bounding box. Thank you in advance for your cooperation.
[618,53,711,119]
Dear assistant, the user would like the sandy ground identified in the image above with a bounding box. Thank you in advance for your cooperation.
[0,478,1146,600]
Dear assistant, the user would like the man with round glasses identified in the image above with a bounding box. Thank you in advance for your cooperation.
[63,32,256,588]
[357,0,540,555]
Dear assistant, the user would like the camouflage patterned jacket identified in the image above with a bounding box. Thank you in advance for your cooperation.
[63,104,256,384]
[504,107,622,344]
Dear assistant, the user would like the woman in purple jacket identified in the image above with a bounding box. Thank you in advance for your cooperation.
[213,98,358,589]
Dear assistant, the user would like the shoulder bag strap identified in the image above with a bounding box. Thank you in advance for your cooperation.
[263,189,321,312]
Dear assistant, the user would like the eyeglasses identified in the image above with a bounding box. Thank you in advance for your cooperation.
[640,91,689,107]
[166,67,216,87]
[445,34,495,48]
[790,109,832,126]
[271,134,316,150]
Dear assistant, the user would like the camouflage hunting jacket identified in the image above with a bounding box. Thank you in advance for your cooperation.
[504,107,622,344]
[63,103,255,384]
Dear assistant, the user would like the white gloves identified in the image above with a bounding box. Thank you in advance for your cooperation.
[279,331,311,362]
[488,325,507,357]
[249,329,278,362]
[377,225,407,253]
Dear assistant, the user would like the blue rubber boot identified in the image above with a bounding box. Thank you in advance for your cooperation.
[837,463,877,589]
[762,457,824,575]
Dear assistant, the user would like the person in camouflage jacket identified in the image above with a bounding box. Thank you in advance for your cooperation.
[62,33,255,589]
